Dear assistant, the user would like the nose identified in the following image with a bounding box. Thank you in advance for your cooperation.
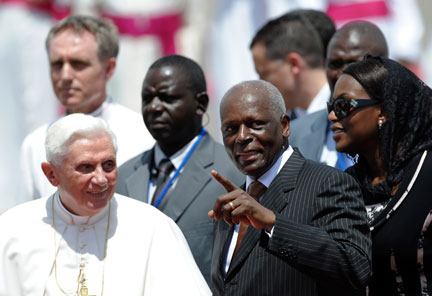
[60,63,73,81]
[146,96,164,113]
[91,166,108,187]
[236,124,252,143]
[328,109,338,123]
[334,68,344,81]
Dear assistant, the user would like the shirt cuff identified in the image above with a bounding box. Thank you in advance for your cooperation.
[265,225,275,237]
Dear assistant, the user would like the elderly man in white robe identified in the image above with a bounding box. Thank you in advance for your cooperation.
[0,113,210,296]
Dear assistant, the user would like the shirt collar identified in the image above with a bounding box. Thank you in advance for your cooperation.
[293,83,330,117]
[246,145,294,191]
[62,97,112,117]
[153,133,200,170]
[54,191,109,225]
[89,96,112,117]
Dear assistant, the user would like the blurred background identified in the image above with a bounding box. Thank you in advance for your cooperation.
[0,0,431,210]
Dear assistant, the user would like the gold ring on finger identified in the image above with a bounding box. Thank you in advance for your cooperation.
[228,201,235,210]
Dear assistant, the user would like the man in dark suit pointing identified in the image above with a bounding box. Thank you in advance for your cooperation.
[209,79,371,295]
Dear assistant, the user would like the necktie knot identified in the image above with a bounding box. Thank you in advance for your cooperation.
[247,180,267,201]
[152,158,175,206]
[158,158,174,176]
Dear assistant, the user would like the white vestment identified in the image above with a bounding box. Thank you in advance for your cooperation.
[0,193,211,296]
[17,98,155,207]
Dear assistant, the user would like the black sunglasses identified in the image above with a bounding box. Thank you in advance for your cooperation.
[327,96,381,119]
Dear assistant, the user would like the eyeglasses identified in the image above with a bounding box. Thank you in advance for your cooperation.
[327,96,381,120]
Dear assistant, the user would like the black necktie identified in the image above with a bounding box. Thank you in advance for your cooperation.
[232,180,267,258]
[151,158,175,206]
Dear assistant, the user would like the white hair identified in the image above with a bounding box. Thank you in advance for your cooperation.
[45,113,118,166]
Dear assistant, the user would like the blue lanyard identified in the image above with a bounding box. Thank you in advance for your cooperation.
[153,127,206,208]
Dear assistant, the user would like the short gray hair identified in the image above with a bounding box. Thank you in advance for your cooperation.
[45,113,118,166]
[46,15,119,62]
[222,80,286,118]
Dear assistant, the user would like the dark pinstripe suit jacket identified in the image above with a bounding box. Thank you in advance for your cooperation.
[211,149,371,296]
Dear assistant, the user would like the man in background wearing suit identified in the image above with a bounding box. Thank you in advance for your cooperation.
[116,55,243,285]
[250,10,334,119]
[209,80,371,295]
[289,21,389,169]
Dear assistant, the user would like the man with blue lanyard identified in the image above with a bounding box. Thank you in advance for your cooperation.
[116,54,243,285]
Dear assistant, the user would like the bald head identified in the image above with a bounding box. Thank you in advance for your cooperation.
[220,80,290,178]
[220,80,286,120]
[326,21,388,93]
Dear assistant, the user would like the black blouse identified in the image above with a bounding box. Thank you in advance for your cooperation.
[348,150,432,296]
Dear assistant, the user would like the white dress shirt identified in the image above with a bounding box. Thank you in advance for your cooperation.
[293,83,330,118]
[148,133,200,204]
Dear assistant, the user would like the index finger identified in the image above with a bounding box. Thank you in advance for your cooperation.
[212,170,239,193]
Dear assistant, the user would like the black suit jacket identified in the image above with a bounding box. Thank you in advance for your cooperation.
[116,133,243,285]
[211,149,371,295]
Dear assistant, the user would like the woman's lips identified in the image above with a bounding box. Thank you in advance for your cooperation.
[332,127,345,141]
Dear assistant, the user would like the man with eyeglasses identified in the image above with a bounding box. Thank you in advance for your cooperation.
[289,21,388,170]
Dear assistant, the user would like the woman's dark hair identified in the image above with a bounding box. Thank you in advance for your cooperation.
[344,55,432,187]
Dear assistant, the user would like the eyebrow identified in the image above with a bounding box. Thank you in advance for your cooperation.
[330,93,346,101]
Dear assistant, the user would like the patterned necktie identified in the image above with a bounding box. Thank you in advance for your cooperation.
[151,158,175,206]
[232,180,267,259]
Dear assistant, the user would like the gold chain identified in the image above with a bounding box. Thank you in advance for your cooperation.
[51,195,111,296]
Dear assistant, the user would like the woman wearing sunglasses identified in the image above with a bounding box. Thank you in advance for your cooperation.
[328,55,432,295]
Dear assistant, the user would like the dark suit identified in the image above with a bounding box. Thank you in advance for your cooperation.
[116,133,243,284]
[211,149,371,295]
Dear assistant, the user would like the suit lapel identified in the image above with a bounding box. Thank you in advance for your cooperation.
[226,149,305,279]
[162,134,213,222]
[261,148,304,211]
[216,221,235,276]
[125,150,153,203]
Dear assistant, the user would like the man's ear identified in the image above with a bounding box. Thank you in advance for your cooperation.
[195,91,209,116]
[281,113,290,138]
[285,52,304,76]
[41,162,60,187]
[104,57,117,81]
